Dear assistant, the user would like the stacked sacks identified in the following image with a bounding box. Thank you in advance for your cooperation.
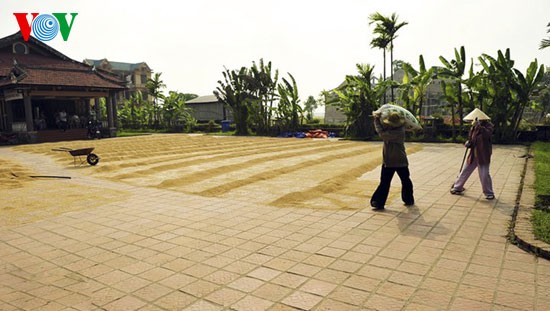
[374,104,422,131]
[305,129,329,138]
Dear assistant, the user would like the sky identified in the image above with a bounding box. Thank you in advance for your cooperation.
[2,0,550,102]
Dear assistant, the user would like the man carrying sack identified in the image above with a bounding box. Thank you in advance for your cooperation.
[370,111,415,210]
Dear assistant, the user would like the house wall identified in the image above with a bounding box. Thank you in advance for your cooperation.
[132,66,150,90]
[188,102,231,122]
[324,105,346,124]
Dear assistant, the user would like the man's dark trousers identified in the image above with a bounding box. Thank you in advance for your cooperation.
[371,165,414,208]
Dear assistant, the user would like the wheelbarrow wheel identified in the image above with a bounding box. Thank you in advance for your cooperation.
[87,153,99,166]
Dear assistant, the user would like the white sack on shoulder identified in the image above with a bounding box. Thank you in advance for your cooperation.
[374,104,422,131]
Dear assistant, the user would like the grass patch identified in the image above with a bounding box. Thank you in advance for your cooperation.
[116,131,153,137]
[532,141,550,244]
[533,142,550,208]
[116,129,172,137]
[532,209,550,244]
[205,130,236,136]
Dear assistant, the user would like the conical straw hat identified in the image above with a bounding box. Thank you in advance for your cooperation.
[463,108,490,121]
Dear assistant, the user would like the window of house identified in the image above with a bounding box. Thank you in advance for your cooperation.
[141,74,147,85]
[13,42,29,54]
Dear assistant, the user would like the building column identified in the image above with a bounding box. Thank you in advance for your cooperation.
[107,92,118,137]
[107,94,114,129]
[112,93,118,129]
[23,92,34,132]
[94,98,101,121]
[4,100,13,131]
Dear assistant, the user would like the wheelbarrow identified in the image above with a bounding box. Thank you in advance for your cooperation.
[52,147,100,166]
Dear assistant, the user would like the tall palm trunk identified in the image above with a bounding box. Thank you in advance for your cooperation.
[383,49,387,104]
[457,82,463,138]
[451,103,456,141]
[390,40,394,102]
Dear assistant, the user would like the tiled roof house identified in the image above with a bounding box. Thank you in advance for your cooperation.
[0,31,126,142]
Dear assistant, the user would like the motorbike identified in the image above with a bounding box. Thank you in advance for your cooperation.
[87,120,102,139]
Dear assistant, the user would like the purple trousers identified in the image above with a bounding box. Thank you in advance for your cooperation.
[452,159,494,196]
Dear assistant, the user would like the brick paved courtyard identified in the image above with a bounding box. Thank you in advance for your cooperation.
[1,138,549,310]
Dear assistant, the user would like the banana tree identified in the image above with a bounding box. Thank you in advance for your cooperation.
[214,67,257,135]
[146,72,166,126]
[462,60,486,112]
[540,22,550,50]
[511,59,545,136]
[478,50,514,142]
[333,64,387,139]
[276,73,302,133]
[437,46,467,140]
[477,49,544,142]
[533,71,550,123]
[118,91,147,129]
[400,55,435,117]
[248,59,279,135]
[162,91,194,129]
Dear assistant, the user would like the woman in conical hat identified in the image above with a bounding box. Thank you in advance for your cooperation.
[451,108,495,200]
[463,108,490,122]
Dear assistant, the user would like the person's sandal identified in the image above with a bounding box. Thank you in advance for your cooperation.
[371,201,384,211]
[450,189,463,195]
[486,194,495,200]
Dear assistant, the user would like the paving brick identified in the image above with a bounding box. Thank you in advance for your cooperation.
[132,283,172,302]
[231,295,274,311]
[154,291,196,310]
[299,279,338,296]
[376,281,416,300]
[111,276,150,293]
[204,287,245,307]
[314,298,360,311]
[179,280,222,300]
[449,297,492,311]
[411,289,452,308]
[272,272,309,289]
[281,291,323,310]
[363,293,406,311]
[184,299,223,311]
[253,283,292,302]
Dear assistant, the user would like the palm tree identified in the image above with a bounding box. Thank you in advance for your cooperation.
[146,72,166,127]
[369,12,408,102]
[540,22,550,50]
[369,34,390,104]
[303,96,318,122]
